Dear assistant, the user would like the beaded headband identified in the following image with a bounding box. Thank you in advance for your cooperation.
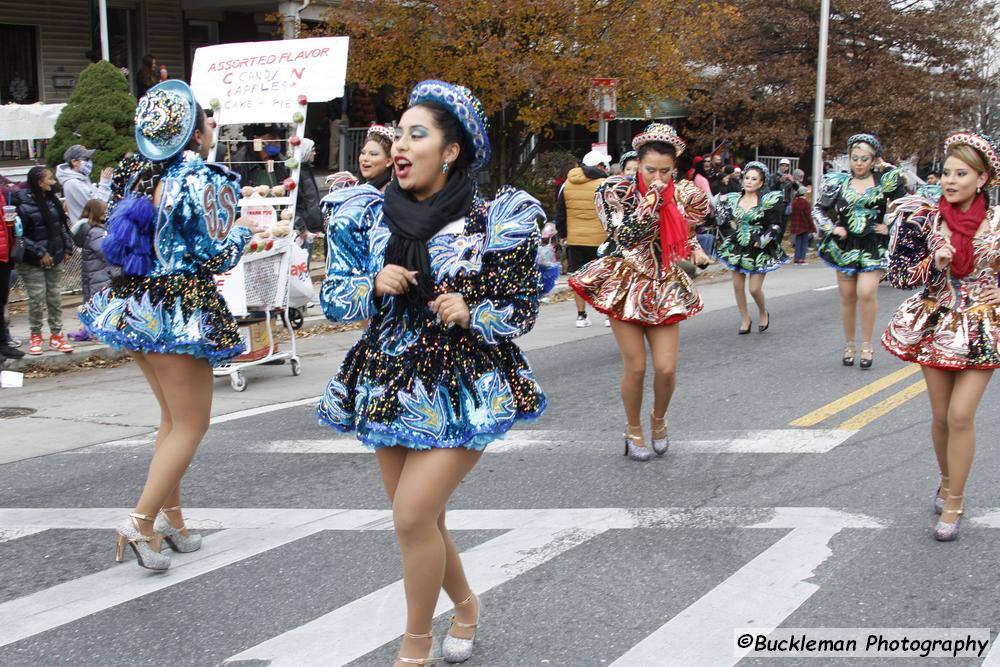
[366,124,395,146]
[944,130,1000,188]
[408,80,491,173]
[743,160,770,182]
[847,133,883,157]
[134,80,197,163]
[632,123,686,156]
[618,150,638,168]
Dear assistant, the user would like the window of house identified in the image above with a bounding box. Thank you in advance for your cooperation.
[0,24,40,104]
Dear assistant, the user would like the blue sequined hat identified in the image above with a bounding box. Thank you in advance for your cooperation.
[408,80,491,173]
[618,150,638,168]
[847,133,883,157]
[134,80,198,163]
[743,160,770,182]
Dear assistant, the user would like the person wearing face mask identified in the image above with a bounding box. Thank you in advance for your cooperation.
[79,81,256,571]
[882,131,1000,542]
[569,123,711,462]
[318,80,546,666]
[713,161,787,334]
[55,144,114,222]
[230,123,290,188]
[813,133,906,369]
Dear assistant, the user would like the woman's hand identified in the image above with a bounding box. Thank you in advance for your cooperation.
[873,223,889,235]
[980,286,1000,306]
[832,227,848,239]
[40,253,54,268]
[430,292,470,329]
[692,248,711,268]
[374,264,418,297]
[934,242,954,271]
[234,216,263,234]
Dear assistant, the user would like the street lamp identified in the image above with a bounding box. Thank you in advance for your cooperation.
[812,0,830,203]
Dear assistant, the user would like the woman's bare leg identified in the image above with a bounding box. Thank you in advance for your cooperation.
[609,318,648,428]
[391,448,482,664]
[131,353,213,536]
[732,272,750,329]
[836,272,858,344]
[940,369,994,522]
[748,273,768,326]
[644,324,679,421]
[856,270,882,352]
[921,366,955,490]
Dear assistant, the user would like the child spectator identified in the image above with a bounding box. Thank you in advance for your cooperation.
[68,198,117,341]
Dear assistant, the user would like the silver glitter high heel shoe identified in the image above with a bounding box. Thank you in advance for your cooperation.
[934,476,949,515]
[115,512,170,571]
[650,413,669,456]
[154,506,203,553]
[623,427,652,462]
[934,495,964,542]
[396,630,442,665]
[442,592,479,663]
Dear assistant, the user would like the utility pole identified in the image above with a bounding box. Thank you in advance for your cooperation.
[812,0,831,204]
[98,0,110,61]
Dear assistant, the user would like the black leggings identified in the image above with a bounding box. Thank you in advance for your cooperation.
[0,262,11,345]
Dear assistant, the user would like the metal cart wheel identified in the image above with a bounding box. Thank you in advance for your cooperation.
[288,308,304,329]
[230,372,248,392]
[290,357,302,376]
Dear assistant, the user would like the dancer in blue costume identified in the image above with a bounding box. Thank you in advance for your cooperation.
[318,80,545,666]
[713,161,787,334]
[813,133,906,369]
[79,81,254,571]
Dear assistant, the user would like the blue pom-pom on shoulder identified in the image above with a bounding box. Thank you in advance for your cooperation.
[103,194,156,276]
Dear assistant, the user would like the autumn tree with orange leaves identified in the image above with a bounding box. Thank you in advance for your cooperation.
[316,0,724,188]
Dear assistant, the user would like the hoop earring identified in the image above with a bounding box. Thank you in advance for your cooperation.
[442,162,450,174]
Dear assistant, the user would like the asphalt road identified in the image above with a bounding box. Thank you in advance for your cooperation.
[1,264,998,666]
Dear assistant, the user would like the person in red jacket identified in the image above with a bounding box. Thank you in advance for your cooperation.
[0,192,25,358]
[788,185,815,263]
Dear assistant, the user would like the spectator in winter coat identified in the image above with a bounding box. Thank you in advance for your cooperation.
[13,166,75,355]
[55,144,113,221]
[788,185,815,264]
[556,150,609,327]
[68,199,118,341]
[0,191,24,359]
[295,138,324,270]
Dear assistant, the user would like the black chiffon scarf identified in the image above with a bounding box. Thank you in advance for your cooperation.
[382,171,475,303]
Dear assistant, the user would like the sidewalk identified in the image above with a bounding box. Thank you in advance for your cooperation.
[1,262,731,372]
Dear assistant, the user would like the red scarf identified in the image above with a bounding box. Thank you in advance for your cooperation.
[636,175,690,266]
[939,193,986,278]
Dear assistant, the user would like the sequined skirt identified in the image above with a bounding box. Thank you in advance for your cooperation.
[882,290,1000,369]
[818,231,888,274]
[568,255,702,326]
[79,272,245,364]
[317,327,547,451]
[715,236,788,274]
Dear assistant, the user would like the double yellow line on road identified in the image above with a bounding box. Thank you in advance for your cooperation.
[790,364,926,431]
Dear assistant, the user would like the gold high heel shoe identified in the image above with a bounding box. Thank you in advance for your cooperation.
[650,413,669,456]
[934,495,964,541]
[396,630,442,665]
[115,512,170,571]
[623,425,652,462]
[934,476,949,515]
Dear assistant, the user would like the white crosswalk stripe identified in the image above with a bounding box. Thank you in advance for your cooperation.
[0,505,897,665]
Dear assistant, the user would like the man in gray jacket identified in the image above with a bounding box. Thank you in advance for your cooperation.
[55,145,113,221]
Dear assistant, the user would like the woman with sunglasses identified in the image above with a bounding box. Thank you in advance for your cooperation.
[813,133,906,368]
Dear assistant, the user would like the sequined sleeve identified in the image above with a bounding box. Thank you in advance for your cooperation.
[463,187,544,345]
[812,173,846,234]
[319,185,385,323]
[714,194,736,238]
[176,164,249,274]
[760,191,786,243]
[677,180,709,252]
[886,197,936,289]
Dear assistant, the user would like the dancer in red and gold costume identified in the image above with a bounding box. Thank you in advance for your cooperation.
[883,130,1000,542]
[570,123,710,461]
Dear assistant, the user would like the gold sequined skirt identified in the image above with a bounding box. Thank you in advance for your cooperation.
[882,292,1000,369]
[568,255,702,326]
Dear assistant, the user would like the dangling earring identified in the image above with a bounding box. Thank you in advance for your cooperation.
[442,162,450,174]
[977,186,982,194]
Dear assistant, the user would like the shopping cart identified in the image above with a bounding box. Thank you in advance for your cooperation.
[213,239,301,391]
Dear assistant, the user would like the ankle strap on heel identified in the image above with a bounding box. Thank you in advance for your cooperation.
[403,630,434,640]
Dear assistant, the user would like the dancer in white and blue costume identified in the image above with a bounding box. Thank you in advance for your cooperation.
[317,80,545,665]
